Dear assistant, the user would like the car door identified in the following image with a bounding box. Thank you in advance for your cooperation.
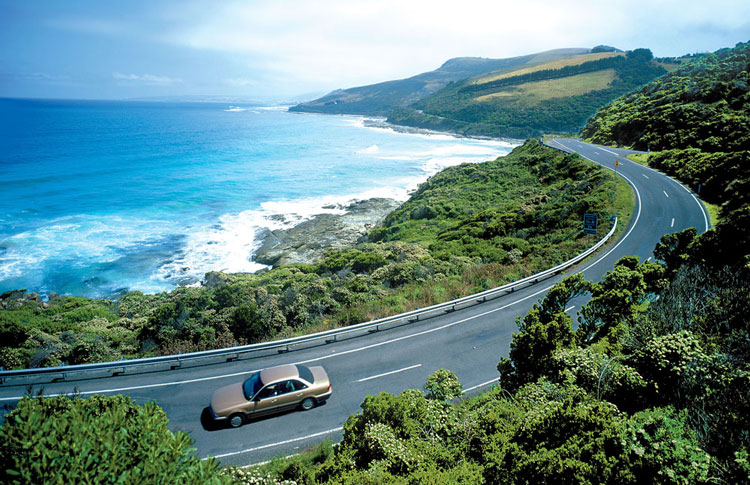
[252,383,281,416]
[275,379,308,410]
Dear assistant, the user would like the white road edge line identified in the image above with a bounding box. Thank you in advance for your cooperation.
[357,364,422,383]
[639,163,708,230]
[210,427,344,460]
[568,139,709,232]
[462,378,498,393]
[557,140,643,276]
[0,369,260,402]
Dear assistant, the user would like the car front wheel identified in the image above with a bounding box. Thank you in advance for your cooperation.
[229,413,245,428]
[300,397,315,411]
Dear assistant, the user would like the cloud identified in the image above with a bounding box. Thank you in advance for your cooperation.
[12,0,750,98]
[224,77,258,87]
[162,0,750,91]
[112,72,183,86]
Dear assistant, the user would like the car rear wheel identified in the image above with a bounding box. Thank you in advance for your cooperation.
[229,413,245,428]
[300,397,316,411]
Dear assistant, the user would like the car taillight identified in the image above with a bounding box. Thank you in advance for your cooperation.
[327,384,331,391]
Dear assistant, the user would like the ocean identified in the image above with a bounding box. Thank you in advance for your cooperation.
[0,98,515,299]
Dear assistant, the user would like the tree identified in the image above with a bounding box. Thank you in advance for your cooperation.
[654,228,698,280]
[498,274,587,391]
[620,407,711,484]
[578,257,664,351]
[0,394,227,484]
[424,369,463,401]
[481,382,624,485]
[627,48,654,62]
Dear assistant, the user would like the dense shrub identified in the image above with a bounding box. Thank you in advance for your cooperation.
[0,395,226,484]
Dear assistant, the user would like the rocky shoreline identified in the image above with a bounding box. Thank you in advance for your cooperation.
[252,197,402,268]
[362,117,522,144]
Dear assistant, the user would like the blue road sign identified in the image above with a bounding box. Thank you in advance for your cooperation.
[583,213,598,235]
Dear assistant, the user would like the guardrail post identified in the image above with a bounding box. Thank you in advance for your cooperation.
[277,334,291,353]
[326,326,338,343]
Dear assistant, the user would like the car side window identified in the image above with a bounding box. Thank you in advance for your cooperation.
[257,384,278,399]
[276,381,293,395]
[290,380,308,391]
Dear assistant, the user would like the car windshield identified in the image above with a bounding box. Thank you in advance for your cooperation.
[242,373,263,400]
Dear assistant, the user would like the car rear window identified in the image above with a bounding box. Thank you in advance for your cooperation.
[296,364,314,383]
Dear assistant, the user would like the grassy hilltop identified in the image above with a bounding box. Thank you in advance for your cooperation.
[390,48,688,138]
[293,46,693,139]
[290,48,593,116]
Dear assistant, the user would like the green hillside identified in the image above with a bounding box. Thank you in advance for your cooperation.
[581,41,750,152]
[290,48,593,116]
[390,48,686,138]
[292,46,692,139]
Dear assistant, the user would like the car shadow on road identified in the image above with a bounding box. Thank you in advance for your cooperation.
[200,401,328,431]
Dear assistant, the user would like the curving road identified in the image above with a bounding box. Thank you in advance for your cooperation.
[0,139,710,466]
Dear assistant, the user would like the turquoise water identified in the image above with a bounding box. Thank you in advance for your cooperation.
[0,98,514,298]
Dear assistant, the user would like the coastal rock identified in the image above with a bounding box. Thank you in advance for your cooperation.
[254,198,401,267]
[203,271,234,289]
[0,289,44,310]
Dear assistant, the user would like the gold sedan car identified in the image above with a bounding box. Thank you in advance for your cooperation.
[209,363,332,427]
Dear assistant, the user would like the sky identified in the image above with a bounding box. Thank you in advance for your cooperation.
[1,0,749,101]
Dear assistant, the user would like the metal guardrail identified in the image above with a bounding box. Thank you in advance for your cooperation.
[0,217,617,386]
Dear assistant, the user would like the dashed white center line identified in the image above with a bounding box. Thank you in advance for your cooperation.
[565,305,576,313]
[357,364,422,383]
[600,147,619,156]
[642,173,649,179]
[671,218,675,228]
[663,190,669,198]
[647,256,652,262]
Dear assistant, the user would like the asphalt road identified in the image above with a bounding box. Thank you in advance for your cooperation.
[0,139,710,466]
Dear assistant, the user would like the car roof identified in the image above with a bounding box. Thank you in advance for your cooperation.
[259,364,299,384]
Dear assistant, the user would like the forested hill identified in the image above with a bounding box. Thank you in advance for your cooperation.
[290,48,591,116]
[390,48,688,138]
[581,41,750,152]
[292,46,692,139]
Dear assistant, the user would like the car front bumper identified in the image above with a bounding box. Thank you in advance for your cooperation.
[208,405,227,421]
